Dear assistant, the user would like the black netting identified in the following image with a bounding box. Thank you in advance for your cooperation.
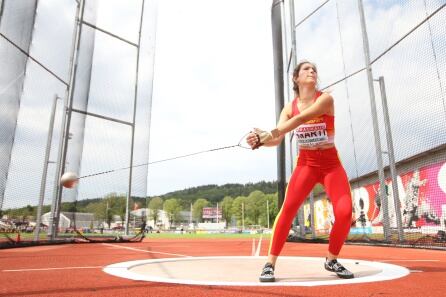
[1,0,156,248]
[282,0,446,249]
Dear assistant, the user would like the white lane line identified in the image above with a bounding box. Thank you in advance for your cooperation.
[255,235,262,257]
[3,266,102,272]
[379,260,440,262]
[102,243,190,257]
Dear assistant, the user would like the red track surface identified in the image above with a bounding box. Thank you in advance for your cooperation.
[1,238,446,297]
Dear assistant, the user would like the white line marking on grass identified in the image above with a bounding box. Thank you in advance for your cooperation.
[102,243,190,258]
[3,266,102,272]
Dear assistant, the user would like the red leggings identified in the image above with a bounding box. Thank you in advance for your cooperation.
[268,147,352,256]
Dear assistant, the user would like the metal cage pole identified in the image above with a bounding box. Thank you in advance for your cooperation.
[0,1,4,22]
[125,0,146,235]
[34,94,60,241]
[49,0,85,239]
[376,76,404,242]
[289,0,305,238]
[271,0,286,209]
[309,192,316,239]
[357,0,391,241]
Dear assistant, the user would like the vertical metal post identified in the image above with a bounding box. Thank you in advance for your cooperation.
[216,202,219,224]
[271,0,286,209]
[289,0,303,232]
[49,0,84,239]
[309,192,316,239]
[34,95,59,241]
[190,203,192,228]
[357,0,391,241]
[266,200,270,229]
[0,0,4,26]
[124,192,130,234]
[242,202,245,230]
[377,76,404,241]
[125,0,145,236]
[298,203,306,237]
[289,0,297,68]
[106,200,109,228]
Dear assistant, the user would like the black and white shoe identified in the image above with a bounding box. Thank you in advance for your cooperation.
[259,262,275,282]
[324,258,354,279]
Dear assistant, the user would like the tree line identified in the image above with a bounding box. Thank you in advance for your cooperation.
[1,181,280,228]
[148,190,279,228]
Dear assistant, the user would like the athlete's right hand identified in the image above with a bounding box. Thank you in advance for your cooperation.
[247,128,274,150]
[246,130,261,150]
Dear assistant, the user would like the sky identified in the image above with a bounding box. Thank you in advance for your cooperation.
[1,0,278,208]
[147,0,277,196]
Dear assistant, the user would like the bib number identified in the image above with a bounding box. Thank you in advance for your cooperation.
[295,123,328,147]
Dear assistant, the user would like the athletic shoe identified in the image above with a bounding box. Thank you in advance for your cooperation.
[324,258,354,279]
[259,262,275,282]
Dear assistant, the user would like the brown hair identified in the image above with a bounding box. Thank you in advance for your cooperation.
[292,60,318,96]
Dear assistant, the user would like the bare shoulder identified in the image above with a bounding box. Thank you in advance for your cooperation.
[319,91,334,104]
[283,101,293,118]
[319,91,334,115]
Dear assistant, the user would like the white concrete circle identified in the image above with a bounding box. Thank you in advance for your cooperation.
[103,256,410,286]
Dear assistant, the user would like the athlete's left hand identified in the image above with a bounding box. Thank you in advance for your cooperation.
[247,128,276,150]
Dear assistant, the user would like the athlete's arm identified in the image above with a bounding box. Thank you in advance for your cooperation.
[273,93,333,137]
[246,102,292,149]
[262,103,292,147]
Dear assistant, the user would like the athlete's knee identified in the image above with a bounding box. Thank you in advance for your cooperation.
[334,200,352,222]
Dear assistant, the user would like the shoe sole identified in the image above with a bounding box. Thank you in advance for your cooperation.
[325,266,354,279]
[259,276,275,282]
[336,274,354,279]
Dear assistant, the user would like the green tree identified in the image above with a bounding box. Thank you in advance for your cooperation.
[163,198,182,226]
[148,197,163,225]
[245,190,266,226]
[231,196,247,228]
[264,193,279,228]
[84,201,105,222]
[103,193,127,226]
[192,198,209,222]
[220,196,233,227]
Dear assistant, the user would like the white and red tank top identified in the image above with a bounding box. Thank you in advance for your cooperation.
[291,91,335,148]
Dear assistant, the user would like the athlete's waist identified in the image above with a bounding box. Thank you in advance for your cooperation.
[296,146,340,165]
[298,144,336,151]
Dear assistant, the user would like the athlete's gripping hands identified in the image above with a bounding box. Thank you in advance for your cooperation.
[248,128,279,149]
[247,91,334,150]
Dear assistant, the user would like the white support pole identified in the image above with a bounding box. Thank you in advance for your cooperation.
[49,0,84,240]
[377,76,404,241]
[35,94,59,241]
[124,192,130,235]
[357,0,391,241]
[266,200,270,229]
[242,202,245,231]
